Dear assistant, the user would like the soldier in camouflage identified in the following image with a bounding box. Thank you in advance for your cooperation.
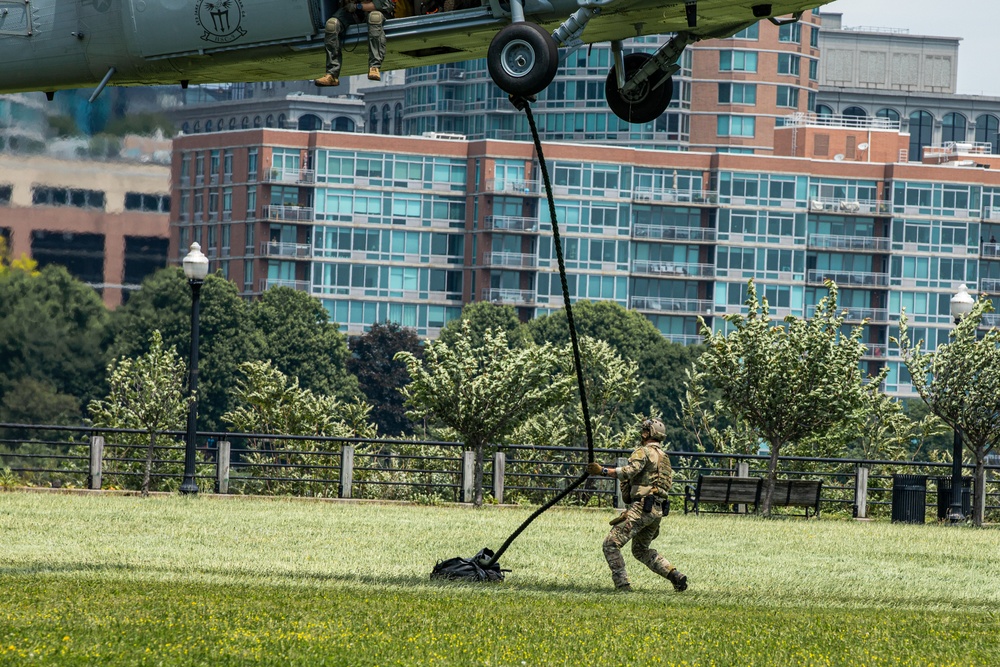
[587,418,688,593]
[315,0,395,87]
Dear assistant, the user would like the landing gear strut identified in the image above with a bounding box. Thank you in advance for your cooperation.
[604,53,672,124]
[488,22,559,98]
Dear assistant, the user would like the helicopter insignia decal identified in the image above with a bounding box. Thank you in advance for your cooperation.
[195,0,247,44]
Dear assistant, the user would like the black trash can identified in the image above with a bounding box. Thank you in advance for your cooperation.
[891,474,927,524]
[936,476,972,520]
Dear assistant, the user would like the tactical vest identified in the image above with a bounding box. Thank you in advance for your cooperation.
[626,443,673,501]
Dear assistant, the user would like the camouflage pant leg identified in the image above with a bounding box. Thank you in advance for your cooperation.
[367,11,386,67]
[602,502,656,588]
[631,510,674,578]
[324,8,357,76]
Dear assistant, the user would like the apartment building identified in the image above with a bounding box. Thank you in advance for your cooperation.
[170,114,1000,396]
[0,153,171,308]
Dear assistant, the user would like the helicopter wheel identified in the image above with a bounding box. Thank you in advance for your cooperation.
[487,22,559,98]
[605,53,673,124]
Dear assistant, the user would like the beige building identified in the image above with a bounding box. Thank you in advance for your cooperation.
[0,153,172,308]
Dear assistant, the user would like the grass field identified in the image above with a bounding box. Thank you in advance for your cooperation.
[1,491,998,666]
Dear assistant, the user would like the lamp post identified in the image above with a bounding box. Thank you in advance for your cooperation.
[947,283,974,522]
[180,242,209,495]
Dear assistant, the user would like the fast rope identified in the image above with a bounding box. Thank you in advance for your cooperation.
[481,95,596,568]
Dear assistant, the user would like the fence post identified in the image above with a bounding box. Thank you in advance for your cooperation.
[216,441,231,494]
[462,451,475,503]
[736,459,750,513]
[493,451,505,505]
[614,456,628,509]
[88,436,104,490]
[339,444,354,499]
[854,465,869,519]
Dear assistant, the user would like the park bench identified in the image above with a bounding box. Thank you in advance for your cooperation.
[684,476,823,518]
[684,475,762,515]
[769,479,823,518]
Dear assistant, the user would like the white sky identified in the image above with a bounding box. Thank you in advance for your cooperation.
[825,0,1000,96]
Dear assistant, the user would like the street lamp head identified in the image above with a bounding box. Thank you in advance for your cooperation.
[182,242,210,282]
[950,283,975,323]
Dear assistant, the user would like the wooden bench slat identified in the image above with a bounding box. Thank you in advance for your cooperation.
[685,475,821,517]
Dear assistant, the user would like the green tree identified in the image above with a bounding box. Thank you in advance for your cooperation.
[88,331,190,496]
[895,299,1000,526]
[348,321,423,435]
[251,287,358,400]
[438,301,530,349]
[526,300,701,448]
[110,268,261,431]
[688,280,873,515]
[0,264,111,421]
[395,322,573,505]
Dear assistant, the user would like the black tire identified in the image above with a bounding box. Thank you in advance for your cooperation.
[487,22,559,97]
[605,52,673,124]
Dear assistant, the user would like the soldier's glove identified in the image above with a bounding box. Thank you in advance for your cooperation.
[345,1,357,11]
[586,462,603,476]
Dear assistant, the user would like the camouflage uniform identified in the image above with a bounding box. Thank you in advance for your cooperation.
[323,0,395,77]
[602,442,679,590]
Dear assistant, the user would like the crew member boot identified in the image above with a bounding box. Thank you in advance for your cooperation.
[315,73,340,87]
[667,568,688,592]
[368,66,381,81]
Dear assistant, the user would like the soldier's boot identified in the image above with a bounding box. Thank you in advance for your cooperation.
[667,568,688,592]
[368,66,381,81]
[615,583,633,593]
[314,73,340,87]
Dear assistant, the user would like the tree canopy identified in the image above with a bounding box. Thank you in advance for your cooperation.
[437,301,530,349]
[688,280,874,515]
[348,322,423,435]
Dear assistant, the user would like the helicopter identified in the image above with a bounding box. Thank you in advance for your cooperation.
[0,0,832,123]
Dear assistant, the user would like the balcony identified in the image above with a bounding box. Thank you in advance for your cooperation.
[481,288,536,305]
[633,225,716,242]
[482,252,537,268]
[259,278,310,293]
[483,215,538,232]
[863,343,889,359]
[632,260,715,278]
[260,241,312,259]
[982,242,1000,258]
[807,198,889,216]
[262,205,313,223]
[807,270,889,287]
[983,208,1000,221]
[809,305,889,322]
[485,178,539,195]
[632,187,718,205]
[980,278,1000,293]
[807,234,890,252]
[981,313,1000,328]
[661,333,704,345]
[780,112,900,131]
[630,297,713,314]
[267,167,316,185]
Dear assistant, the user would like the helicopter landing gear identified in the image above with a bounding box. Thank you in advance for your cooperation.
[487,22,559,98]
[604,52,673,124]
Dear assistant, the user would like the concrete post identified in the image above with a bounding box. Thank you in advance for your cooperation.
[339,444,354,499]
[216,440,231,494]
[736,459,750,513]
[462,451,475,503]
[854,465,869,519]
[614,456,628,509]
[493,451,505,505]
[89,436,104,490]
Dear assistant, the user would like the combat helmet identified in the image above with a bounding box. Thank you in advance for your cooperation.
[640,418,666,442]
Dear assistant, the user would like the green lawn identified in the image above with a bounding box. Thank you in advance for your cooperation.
[1,491,998,666]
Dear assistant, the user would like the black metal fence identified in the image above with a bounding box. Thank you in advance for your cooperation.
[1,423,998,522]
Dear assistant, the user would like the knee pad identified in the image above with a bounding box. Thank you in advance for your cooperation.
[368,10,383,24]
[325,17,341,31]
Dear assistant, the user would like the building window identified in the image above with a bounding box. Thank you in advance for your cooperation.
[877,108,901,123]
[816,104,834,116]
[369,106,378,134]
[382,105,391,135]
[717,115,755,137]
[778,22,801,43]
[241,116,249,129]
[265,114,274,128]
[809,25,819,48]
[732,24,759,40]
[908,110,934,161]
[248,149,258,181]
[124,192,170,213]
[719,50,758,72]
[809,59,818,81]
[0,185,11,205]
[975,114,1000,153]
[776,86,799,108]
[31,187,105,210]
[807,91,816,112]
[253,116,262,128]
[229,118,236,130]
[843,106,867,117]
[394,104,403,136]
[942,112,967,144]
[718,83,756,105]
[777,53,800,76]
